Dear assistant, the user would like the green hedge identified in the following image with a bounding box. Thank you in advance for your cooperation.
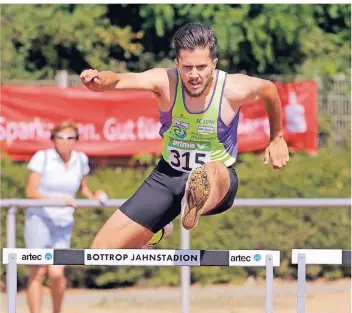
[1,146,351,289]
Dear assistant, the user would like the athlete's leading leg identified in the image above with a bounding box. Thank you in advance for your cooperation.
[181,161,233,230]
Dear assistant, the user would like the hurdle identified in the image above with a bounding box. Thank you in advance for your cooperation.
[292,249,352,313]
[3,248,280,313]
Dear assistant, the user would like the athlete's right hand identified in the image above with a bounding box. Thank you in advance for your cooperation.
[80,69,102,91]
[81,69,119,92]
[80,68,113,92]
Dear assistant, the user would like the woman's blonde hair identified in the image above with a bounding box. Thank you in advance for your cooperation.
[50,121,79,139]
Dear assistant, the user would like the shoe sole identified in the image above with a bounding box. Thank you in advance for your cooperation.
[182,166,210,230]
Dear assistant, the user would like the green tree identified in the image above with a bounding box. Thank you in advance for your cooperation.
[1,4,143,80]
[298,4,351,76]
[1,4,350,79]
[133,4,350,75]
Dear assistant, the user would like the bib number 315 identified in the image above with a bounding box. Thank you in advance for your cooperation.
[169,149,209,172]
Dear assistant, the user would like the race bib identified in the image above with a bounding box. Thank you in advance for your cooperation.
[167,139,211,172]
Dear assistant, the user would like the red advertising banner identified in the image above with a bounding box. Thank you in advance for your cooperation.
[0,81,317,161]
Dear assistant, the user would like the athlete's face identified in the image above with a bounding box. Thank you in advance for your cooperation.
[175,46,217,98]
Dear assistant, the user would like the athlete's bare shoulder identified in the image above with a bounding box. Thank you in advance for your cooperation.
[148,67,170,82]
[223,73,276,108]
[131,67,170,93]
[115,67,170,94]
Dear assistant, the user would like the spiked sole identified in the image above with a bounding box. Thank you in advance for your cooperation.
[182,166,211,230]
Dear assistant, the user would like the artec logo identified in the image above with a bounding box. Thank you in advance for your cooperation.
[45,253,53,260]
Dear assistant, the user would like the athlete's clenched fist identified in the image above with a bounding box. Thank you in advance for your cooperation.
[80,69,118,92]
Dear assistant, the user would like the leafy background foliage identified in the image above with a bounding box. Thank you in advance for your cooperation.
[1,4,350,79]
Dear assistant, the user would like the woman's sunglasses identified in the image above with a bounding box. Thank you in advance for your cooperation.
[55,133,78,140]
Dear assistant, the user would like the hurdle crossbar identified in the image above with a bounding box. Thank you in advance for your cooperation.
[3,248,280,313]
[292,249,352,313]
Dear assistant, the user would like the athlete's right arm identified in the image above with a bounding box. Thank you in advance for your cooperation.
[80,68,168,94]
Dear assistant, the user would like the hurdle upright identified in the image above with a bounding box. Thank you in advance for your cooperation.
[292,249,352,313]
[3,248,280,313]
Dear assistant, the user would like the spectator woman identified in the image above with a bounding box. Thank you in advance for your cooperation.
[25,121,106,313]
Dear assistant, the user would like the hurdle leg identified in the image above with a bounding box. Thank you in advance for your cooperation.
[180,226,190,313]
[7,253,17,313]
[266,254,273,313]
[297,253,306,313]
[181,265,190,313]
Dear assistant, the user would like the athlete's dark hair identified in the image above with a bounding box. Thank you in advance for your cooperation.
[173,23,217,60]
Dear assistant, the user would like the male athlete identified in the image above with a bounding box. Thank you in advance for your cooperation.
[80,23,289,249]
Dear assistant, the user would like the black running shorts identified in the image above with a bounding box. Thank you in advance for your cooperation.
[119,158,239,233]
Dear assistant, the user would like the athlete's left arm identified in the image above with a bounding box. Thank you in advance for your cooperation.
[226,74,289,168]
[226,74,283,140]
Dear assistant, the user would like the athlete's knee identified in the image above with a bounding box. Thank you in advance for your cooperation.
[204,162,218,175]
[205,161,226,170]
[204,162,228,181]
